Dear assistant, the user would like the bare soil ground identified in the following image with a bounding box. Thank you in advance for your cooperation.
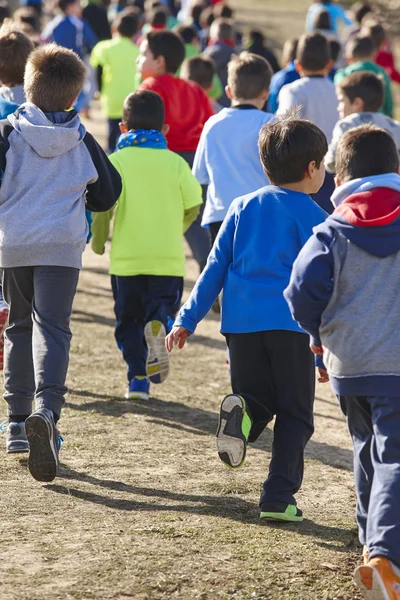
[0,1,367,598]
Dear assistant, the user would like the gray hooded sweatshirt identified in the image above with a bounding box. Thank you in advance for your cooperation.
[0,103,121,269]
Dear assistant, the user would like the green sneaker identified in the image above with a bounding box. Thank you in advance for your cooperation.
[216,394,252,468]
[260,502,303,522]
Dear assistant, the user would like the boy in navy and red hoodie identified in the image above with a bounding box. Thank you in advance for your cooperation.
[138,29,213,272]
[285,124,400,600]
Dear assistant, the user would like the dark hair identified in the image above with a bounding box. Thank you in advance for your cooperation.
[353,2,373,24]
[248,29,265,45]
[339,71,384,112]
[180,55,214,89]
[210,17,235,43]
[213,3,233,19]
[58,0,78,13]
[13,7,40,32]
[24,43,86,111]
[200,6,214,29]
[362,20,386,49]
[122,90,165,131]
[114,9,140,37]
[314,9,332,31]
[330,39,341,62]
[336,124,399,182]
[297,33,330,71]
[0,26,34,86]
[346,35,375,60]
[0,1,10,24]
[258,114,328,185]
[175,25,198,45]
[146,30,185,73]
[191,1,205,22]
[150,7,167,27]
[228,52,272,100]
[282,37,298,64]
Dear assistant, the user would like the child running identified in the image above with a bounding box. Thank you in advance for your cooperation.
[92,90,202,401]
[0,44,121,478]
[166,115,327,522]
[285,124,400,599]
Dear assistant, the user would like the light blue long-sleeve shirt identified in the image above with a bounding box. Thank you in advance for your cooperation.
[175,185,327,335]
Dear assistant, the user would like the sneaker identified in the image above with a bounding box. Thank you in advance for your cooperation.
[125,377,150,400]
[0,420,29,453]
[216,394,252,468]
[260,502,303,522]
[144,320,169,384]
[25,408,60,482]
[354,556,400,600]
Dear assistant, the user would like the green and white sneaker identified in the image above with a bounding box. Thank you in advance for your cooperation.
[145,320,169,384]
[216,394,252,468]
[260,502,303,522]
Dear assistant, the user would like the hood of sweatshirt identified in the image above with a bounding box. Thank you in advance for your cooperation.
[327,173,400,257]
[7,102,86,158]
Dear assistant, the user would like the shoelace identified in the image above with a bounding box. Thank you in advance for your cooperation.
[0,419,8,431]
[58,435,64,452]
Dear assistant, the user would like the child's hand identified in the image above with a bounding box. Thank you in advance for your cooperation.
[318,367,329,384]
[166,326,190,352]
[310,344,323,355]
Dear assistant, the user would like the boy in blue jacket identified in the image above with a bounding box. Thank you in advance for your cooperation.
[166,115,328,522]
[285,124,400,598]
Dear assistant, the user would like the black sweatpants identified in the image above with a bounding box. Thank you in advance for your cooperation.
[225,330,315,506]
[209,221,223,247]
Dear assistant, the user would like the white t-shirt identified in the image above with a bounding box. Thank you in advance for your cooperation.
[277,76,339,142]
[325,111,400,173]
[193,106,273,226]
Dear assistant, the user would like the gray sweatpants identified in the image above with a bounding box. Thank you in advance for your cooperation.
[2,266,79,418]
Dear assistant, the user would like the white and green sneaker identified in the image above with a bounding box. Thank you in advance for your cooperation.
[260,502,303,522]
[145,320,169,384]
[216,394,252,468]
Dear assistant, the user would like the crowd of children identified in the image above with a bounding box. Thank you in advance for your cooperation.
[1,0,400,598]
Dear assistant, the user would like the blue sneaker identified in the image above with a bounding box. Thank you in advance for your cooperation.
[125,377,150,400]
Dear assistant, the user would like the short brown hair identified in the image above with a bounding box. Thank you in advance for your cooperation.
[296,32,330,71]
[122,90,165,131]
[353,2,373,24]
[282,38,298,65]
[114,8,140,37]
[0,25,33,86]
[227,52,272,100]
[209,18,235,43]
[180,56,215,90]
[258,114,328,185]
[146,30,185,74]
[336,124,399,182]
[346,35,375,60]
[339,71,384,112]
[361,20,386,49]
[24,43,86,112]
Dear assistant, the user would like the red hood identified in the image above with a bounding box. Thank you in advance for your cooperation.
[335,187,400,227]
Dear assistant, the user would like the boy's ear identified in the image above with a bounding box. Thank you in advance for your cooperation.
[119,122,128,133]
[325,59,334,73]
[353,96,365,112]
[156,54,167,74]
[66,98,77,110]
[334,176,342,188]
[225,85,233,100]
[295,60,302,74]
[161,123,170,136]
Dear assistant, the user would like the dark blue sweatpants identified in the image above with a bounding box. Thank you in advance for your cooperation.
[339,395,400,567]
[111,275,183,382]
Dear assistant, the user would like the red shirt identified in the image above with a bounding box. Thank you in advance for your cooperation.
[376,49,400,85]
[139,74,214,153]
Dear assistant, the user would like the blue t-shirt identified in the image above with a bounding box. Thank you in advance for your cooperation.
[175,185,327,335]
[268,63,300,113]
[193,106,273,226]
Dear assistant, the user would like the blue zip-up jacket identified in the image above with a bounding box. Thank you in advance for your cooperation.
[175,185,326,335]
[285,175,400,397]
[41,15,98,59]
[268,62,300,114]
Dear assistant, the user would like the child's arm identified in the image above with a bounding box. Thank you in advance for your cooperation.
[192,125,210,186]
[167,205,236,349]
[91,207,115,255]
[179,156,203,231]
[383,72,394,117]
[83,20,98,52]
[276,85,298,117]
[83,132,122,212]
[183,206,200,233]
[284,226,335,348]
[325,120,349,174]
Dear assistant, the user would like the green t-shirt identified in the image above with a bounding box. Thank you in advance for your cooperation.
[334,60,393,117]
[90,36,139,119]
[92,147,203,277]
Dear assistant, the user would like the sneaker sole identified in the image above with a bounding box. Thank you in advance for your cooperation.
[260,511,303,523]
[25,415,57,482]
[145,321,169,384]
[125,391,149,401]
[7,443,29,454]
[216,394,247,468]
[354,565,392,600]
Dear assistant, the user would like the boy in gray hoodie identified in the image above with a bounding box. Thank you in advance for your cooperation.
[0,43,121,482]
[285,125,400,599]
